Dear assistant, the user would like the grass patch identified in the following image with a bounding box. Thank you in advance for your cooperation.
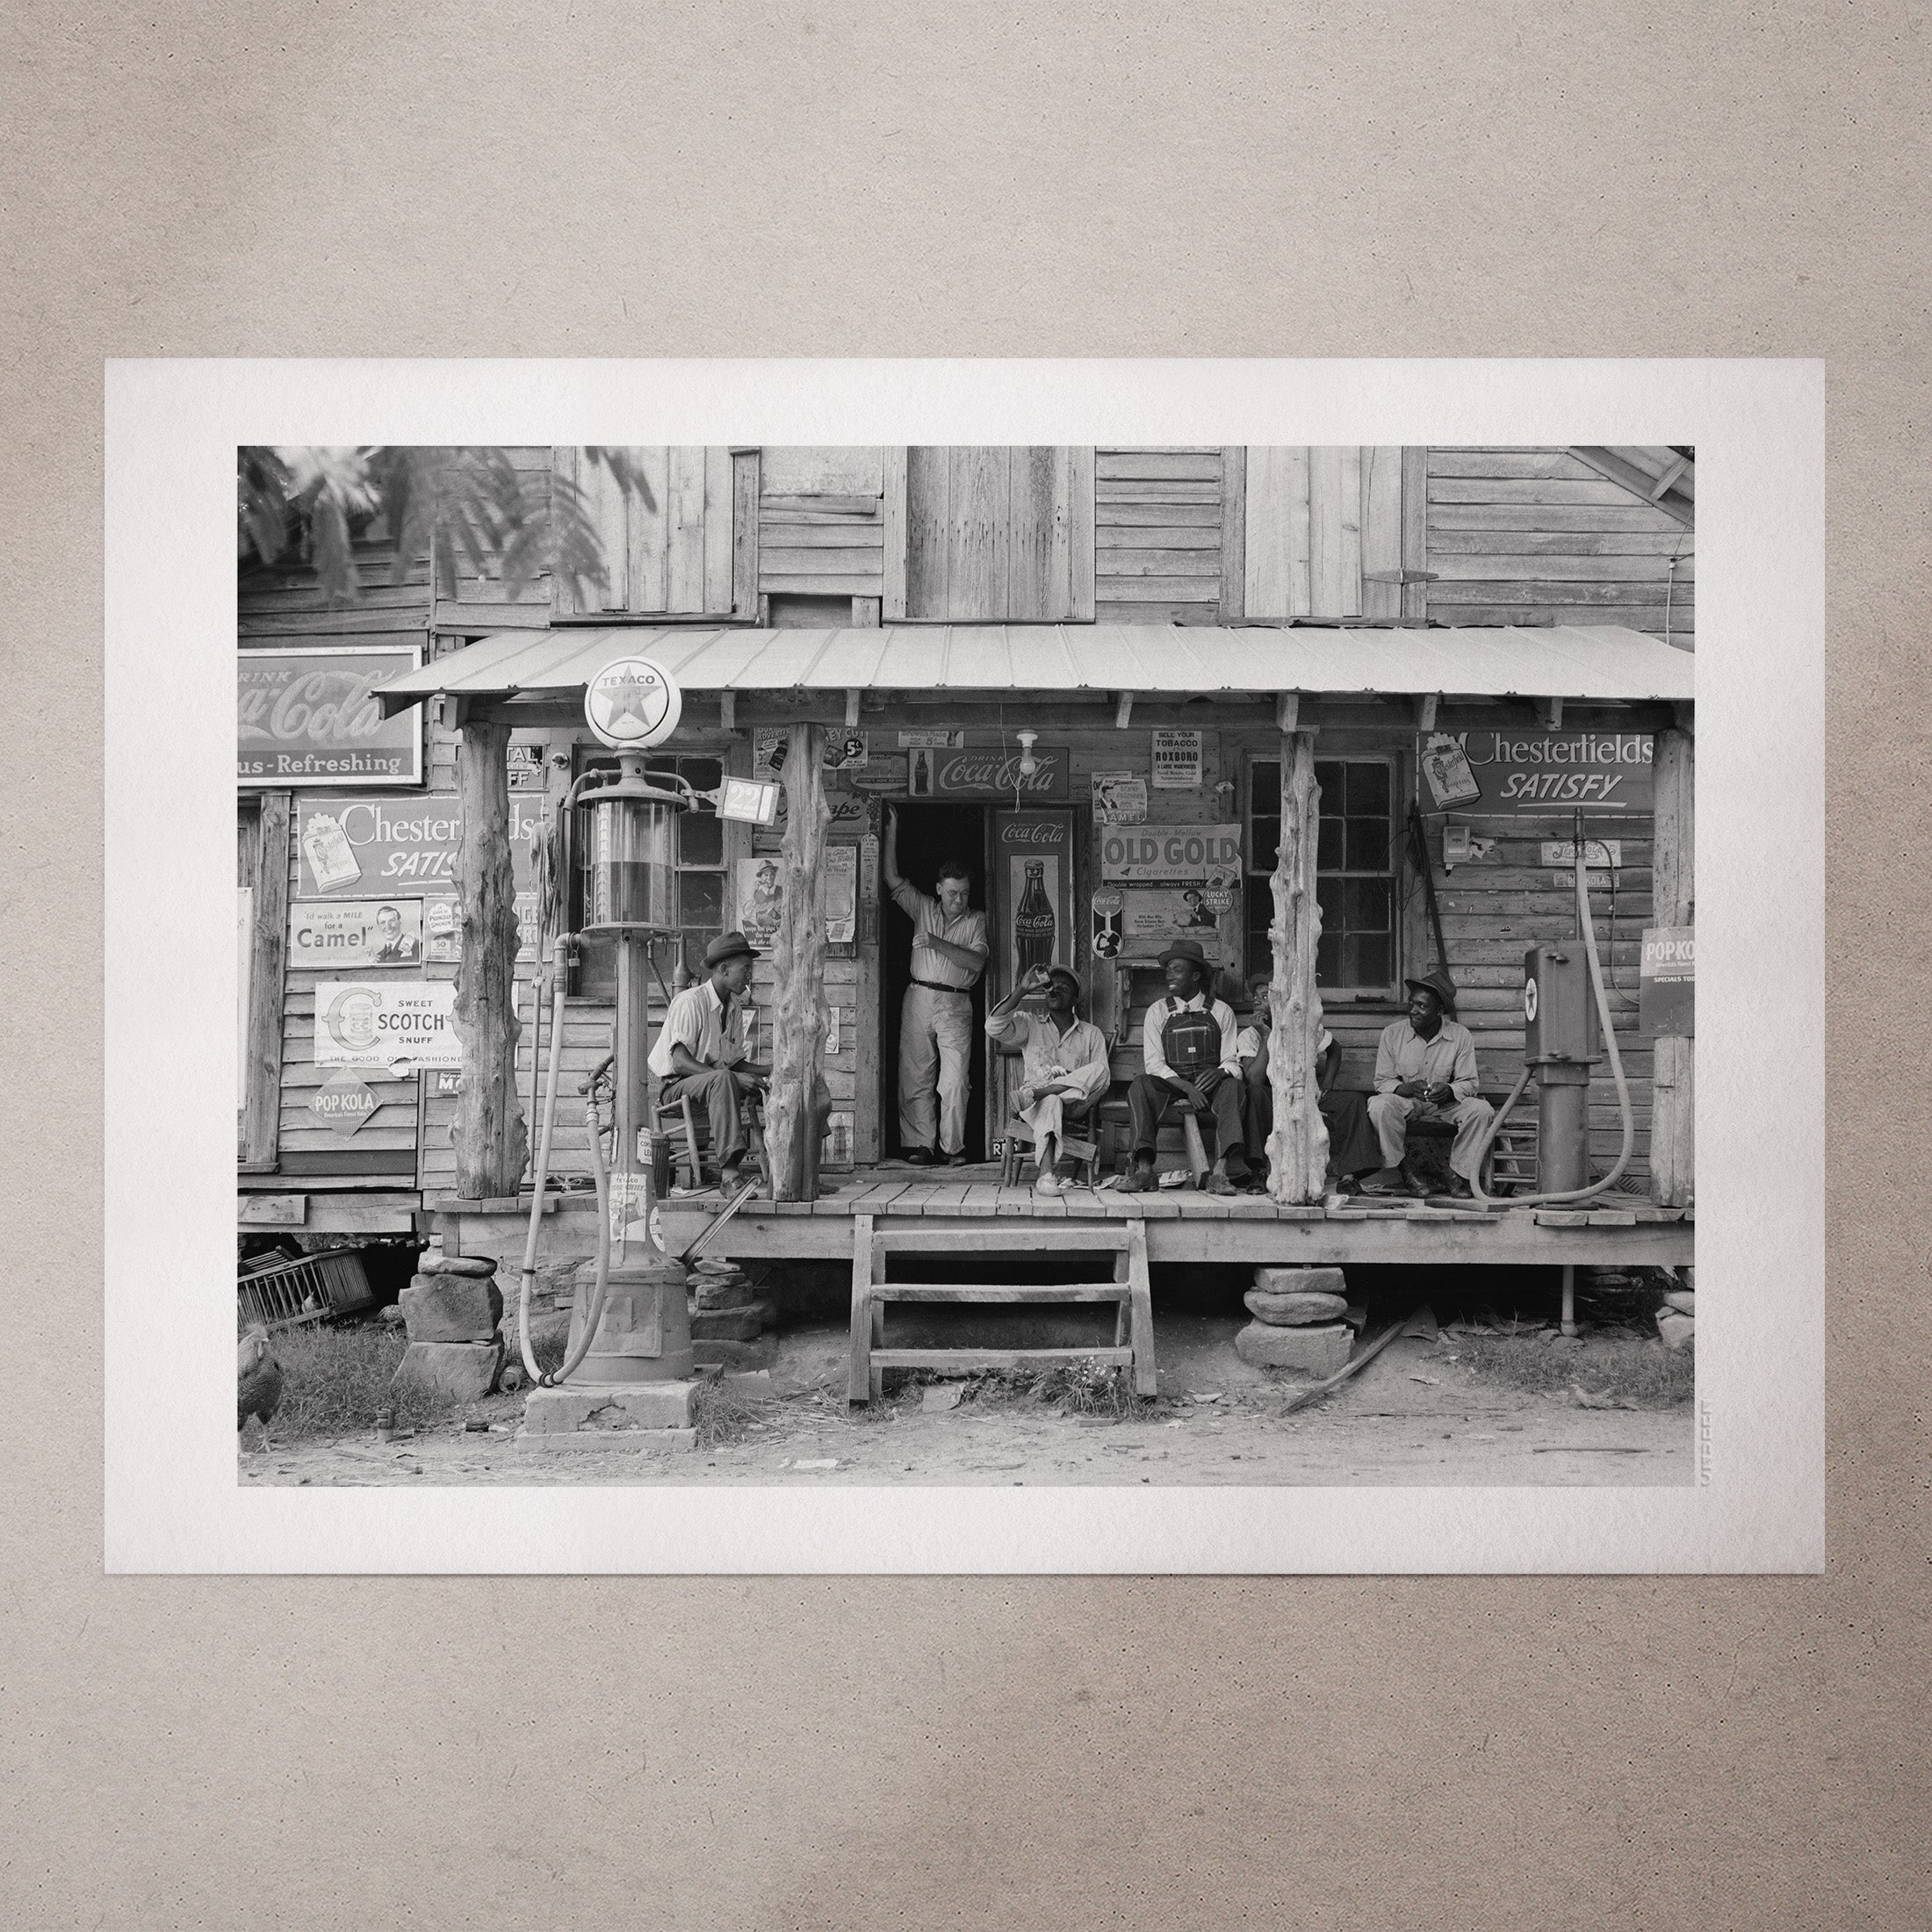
[1452,1332,1693,1406]
[248,1324,459,1440]
[884,1357,1151,1419]
[691,1376,765,1450]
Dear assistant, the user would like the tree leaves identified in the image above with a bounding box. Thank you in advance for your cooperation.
[236,444,660,608]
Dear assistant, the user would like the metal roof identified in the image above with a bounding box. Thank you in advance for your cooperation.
[376,624,1693,716]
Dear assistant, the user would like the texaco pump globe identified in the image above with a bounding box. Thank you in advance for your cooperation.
[584,656,682,750]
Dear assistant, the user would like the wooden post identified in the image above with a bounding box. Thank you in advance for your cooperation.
[765,722,832,1200]
[1265,732,1330,1203]
[239,790,291,1170]
[451,717,528,1198]
[1651,725,1694,1207]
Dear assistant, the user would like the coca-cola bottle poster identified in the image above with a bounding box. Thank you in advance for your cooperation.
[994,810,1073,999]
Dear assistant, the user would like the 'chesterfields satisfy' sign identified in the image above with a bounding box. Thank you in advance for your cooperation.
[295,793,547,896]
[240,645,423,786]
[1417,730,1654,816]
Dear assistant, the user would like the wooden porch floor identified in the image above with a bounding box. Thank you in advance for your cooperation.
[648,1163,1694,1267]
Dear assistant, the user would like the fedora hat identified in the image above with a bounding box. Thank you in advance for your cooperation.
[1403,968,1459,1015]
[704,930,760,969]
[1157,937,1212,971]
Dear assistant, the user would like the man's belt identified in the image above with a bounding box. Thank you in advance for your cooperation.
[911,977,973,994]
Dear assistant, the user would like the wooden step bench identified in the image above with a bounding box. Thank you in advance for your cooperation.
[848,1214,1154,1404]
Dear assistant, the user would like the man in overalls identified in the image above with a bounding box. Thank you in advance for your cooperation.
[884,806,989,1166]
[1124,938,1255,1194]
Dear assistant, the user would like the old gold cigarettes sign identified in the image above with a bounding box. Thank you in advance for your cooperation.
[1099,825,1242,883]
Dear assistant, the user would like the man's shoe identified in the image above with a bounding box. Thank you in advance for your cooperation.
[903,1147,935,1167]
[1125,1162,1158,1193]
[1203,1171,1239,1197]
[1444,1174,1474,1199]
[1360,1167,1409,1197]
[945,1150,970,1166]
[1033,1172,1063,1196]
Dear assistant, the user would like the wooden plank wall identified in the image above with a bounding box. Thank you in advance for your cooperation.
[902,447,1096,620]
[1424,449,1696,649]
[555,446,741,617]
[760,444,885,601]
[1095,448,1225,624]
[436,445,560,631]
[239,523,431,645]
[1242,447,1409,622]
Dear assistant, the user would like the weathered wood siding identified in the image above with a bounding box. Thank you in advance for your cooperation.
[1424,448,1695,648]
[1095,447,1224,624]
[761,445,885,601]
[898,446,1095,620]
[1240,446,1412,622]
[554,445,749,617]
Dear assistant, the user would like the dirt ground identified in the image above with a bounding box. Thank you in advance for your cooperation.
[241,1312,1690,1488]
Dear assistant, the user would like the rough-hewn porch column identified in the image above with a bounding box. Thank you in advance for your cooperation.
[451,717,528,1198]
[1266,729,1330,1202]
[1650,723,1694,1207]
[765,722,832,1200]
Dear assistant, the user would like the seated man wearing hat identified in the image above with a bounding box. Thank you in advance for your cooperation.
[1125,938,1258,1195]
[1363,968,1493,1198]
[985,962,1112,1195]
[647,931,769,1189]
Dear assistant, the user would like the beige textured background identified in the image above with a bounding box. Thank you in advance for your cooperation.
[6,4,1926,1925]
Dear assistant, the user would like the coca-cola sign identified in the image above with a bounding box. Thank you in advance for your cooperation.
[240,645,423,787]
[905,745,1069,801]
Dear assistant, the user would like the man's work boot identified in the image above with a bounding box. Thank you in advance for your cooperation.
[1444,1173,1475,1200]
[903,1147,935,1167]
[1360,1166,1409,1197]
[1127,1158,1158,1193]
[1203,1164,1239,1197]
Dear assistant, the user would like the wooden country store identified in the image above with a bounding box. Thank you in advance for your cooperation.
[238,443,1694,1287]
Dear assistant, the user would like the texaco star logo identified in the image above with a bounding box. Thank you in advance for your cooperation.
[585,656,682,749]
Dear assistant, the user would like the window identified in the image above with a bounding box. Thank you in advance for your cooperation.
[572,752,728,996]
[1246,756,1400,995]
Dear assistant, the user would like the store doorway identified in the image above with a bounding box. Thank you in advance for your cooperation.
[881,803,991,1162]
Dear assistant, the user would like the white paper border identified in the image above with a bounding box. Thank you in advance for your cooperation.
[105,359,1823,1572]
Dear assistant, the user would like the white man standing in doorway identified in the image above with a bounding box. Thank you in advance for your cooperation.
[884,805,989,1166]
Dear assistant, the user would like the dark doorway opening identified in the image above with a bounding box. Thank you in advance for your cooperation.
[882,804,991,1161]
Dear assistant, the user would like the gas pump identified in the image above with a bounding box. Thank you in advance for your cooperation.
[513,656,777,1407]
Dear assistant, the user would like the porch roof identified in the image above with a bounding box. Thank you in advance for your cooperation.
[376,623,1693,717]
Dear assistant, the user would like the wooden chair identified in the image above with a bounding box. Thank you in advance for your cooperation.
[656,1090,767,1192]
[848,1214,1156,1403]
[1404,1090,1527,1195]
[998,1115,1101,1188]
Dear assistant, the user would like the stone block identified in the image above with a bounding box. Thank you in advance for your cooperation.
[1234,1320,1353,1377]
[400,1274,504,1344]
[1252,1265,1348,1299]
[1244,1288,1350,1327]
[1662,1289,1696,1316]
[689,1303,762,1342]
[391,1339,502,1404]
[1656,1310,1696,1352]
[418,1252,497,1277]
[521,1381,699,1432]
[694,1277,756,1311]
[516,1426,696,1455]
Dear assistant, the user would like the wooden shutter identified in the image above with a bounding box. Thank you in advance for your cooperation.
[553,447,746,617]
[1244,446,1411,620]
[890,446,1094,620]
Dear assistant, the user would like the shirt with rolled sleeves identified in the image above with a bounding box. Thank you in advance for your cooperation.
[1373,1017,1480,1099]
[984,1007,1112,1107]
[890,881,988,990]
[1143,993,1243,1084]
[647,980,748,1079]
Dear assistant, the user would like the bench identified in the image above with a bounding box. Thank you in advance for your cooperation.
[847,1214,1155,1404]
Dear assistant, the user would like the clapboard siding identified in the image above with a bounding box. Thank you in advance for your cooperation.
[1424,449,1694,650]
[760,451,885,600]
[1094,448,1228,624]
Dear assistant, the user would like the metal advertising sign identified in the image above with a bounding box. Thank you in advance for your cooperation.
[905,745,1070,801]
[422,893,539,963]
[506,742,547,789]
[994,812,1074,991]
[1640,926,1695,1036]
[238,644,424,788]
[314,979,460,1070]
[1091,772,1148,825]
[289,899,425,969]
[1121,887,1229,956]
[310,1072,379,1135]
[1099,824,1243,884]
[294,793,547,897]
[1417,730,1655,816]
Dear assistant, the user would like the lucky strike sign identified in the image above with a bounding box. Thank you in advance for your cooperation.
[239,645,423,786]
[1099,824,1243,884]
[296,793,547,897]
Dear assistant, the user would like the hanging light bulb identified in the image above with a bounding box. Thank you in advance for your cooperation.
[1016,729,1039,777]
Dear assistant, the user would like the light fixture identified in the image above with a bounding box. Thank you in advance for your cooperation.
[1016,729,1038,777]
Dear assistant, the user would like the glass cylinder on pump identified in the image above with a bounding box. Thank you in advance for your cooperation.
[583,786,676,934]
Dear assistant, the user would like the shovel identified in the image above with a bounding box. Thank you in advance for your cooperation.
[1277,1305,1438,1416]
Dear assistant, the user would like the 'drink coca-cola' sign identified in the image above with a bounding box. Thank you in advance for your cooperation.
[905,745,1069,801]
[239,645,423,787]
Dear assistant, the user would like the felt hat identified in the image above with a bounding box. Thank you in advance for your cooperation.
[1156,937,1213,974]
[704,930,760,969]
[1403,968,1459,1015]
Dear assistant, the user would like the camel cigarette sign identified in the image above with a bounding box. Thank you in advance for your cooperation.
[239,645,423,786]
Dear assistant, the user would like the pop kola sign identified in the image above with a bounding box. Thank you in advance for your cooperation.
[314,980,459,1070]
[239,645,423,787]
[1417,730,1654,816]
[1099,824,1243,884]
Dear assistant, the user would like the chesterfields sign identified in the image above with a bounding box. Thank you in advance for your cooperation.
[240,645,423,787]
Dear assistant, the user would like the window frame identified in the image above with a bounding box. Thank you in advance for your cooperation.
[1244,752,1404,1000]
